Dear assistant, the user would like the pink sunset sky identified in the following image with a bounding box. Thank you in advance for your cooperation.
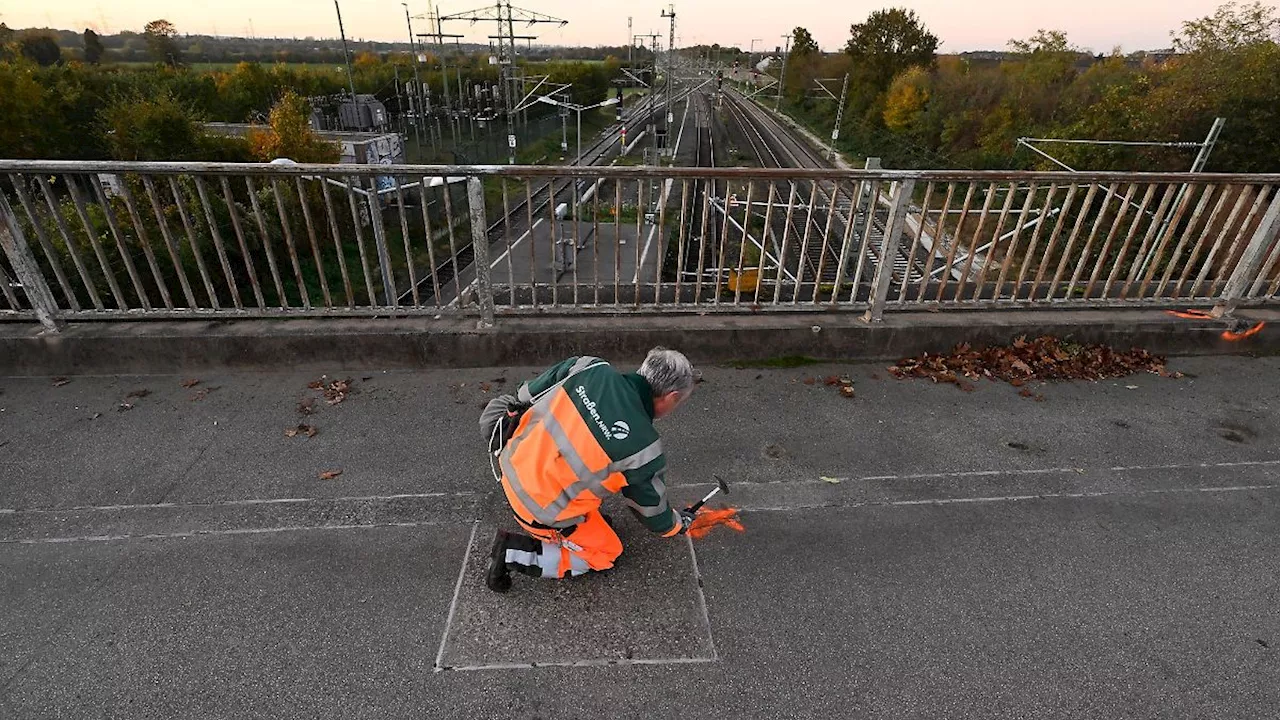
[1,1,1267,53]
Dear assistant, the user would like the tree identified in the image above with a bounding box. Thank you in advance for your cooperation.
[83,29,105,64]
[883,66,930,132]
[1173,1,1280,53]
[844,8,939,90]
[143,20,183,67]
[1008,29,1076,54]
[791,27,819,57]
[246,90,339,163]
[18,33,63,67]
[100,91,206,161]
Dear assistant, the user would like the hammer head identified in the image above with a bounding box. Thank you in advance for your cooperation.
[713,474,731,495]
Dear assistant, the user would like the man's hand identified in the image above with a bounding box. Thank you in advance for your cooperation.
[676,508,697,535]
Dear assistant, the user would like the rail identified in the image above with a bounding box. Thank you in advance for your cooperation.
[1,160,1278,332]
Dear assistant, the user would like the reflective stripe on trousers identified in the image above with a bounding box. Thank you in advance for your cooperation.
[504,511,623,579]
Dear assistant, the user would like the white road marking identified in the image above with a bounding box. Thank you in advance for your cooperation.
[0,520,449,545]
[434,521,479,673]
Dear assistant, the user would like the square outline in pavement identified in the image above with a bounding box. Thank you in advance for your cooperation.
[432,522,718,672]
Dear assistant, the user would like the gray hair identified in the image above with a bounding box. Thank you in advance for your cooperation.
[638,347,696,396]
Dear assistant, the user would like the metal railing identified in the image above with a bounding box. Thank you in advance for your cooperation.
[2,160,1278,332]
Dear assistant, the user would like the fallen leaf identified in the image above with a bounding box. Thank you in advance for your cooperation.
[318,470,342,480]
[840,386,855,398]
[117,402,133,412]
[297,398,316,415]
[285,424,318,438]
[820,476,843,484]
[52,377,71,387]
[181,379,201,388]
[802,377,817,385]
[480,382,492,393]
[125,389,151,399]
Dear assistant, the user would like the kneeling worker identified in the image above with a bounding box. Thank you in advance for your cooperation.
[478,347,697,592]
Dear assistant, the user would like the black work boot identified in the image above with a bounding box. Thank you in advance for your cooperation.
[486,530,513,593]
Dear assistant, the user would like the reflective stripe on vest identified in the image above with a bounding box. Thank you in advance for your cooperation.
[501,386,663,528]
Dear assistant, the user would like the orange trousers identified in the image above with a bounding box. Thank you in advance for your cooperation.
[512,510,623,578]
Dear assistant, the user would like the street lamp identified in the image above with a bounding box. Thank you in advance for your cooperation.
[535,95,620,166]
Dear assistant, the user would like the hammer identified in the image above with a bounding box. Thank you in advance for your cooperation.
[685,475,731,515]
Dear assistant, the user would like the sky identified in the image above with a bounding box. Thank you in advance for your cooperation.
[1,0,1271,53]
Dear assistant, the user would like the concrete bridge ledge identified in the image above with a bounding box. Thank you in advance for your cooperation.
[1,309,1277,375]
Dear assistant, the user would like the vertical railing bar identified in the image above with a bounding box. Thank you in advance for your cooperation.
[634,179,644,307]
[245,176,289,308]
[218,177,265,310]
[674,179,691,307]
[993,182,1037,302]
[916,182,955,303]
[319,178,355,308]
[830,180,864,307]
[365,178,396,308]
[1062,182,1119,301]
[864,179,916,322]
[298,176,334,308]
[466,175,495,328]
[1012,183,1058,301]
[694,177,712,306]
[548,180,559,308]
[714,182,736,306]
[655,178,673,308]
[1029,183,1080,301]
[1152,184,1213,298]
[499,179,514,309]
[168,176,221,309]
[391,178,417,308]
[1047,183,1101,300]
[1122,184,1177,298]
[36,174,102,310]
[341,177,377,307]
[896,181,934,304]
[752,182,777,306]
[1082,183,1139,300]
[572,177,581,308]
[117,177,172,310]
[968,182,1017,303]
[440,177,462,307]
[9,174,79,310]
[772,182,800,306]
[66,175,129,309]
[90,174,150,309]
[1176,183,1234,296]
[192,176,242,310]
[792,183,820,305]
[848,180,878,304]
[614,180,623,308]
[733,181,756,306]
[591,179,602,307]
[935,182,976,302]
[810,181,840,304]
[270,177,311,309]
[1192,185,1255,297]
[1233,186,1274,297]
[415,178,439,309]
[142,176,195,309]
[528,179,540,310]
[954,182,1000,303]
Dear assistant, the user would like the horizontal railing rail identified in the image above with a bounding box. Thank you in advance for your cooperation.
[2,161,1278,332]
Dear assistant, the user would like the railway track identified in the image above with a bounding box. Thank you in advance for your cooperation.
[720,88,941,293]
[404,89,685,306]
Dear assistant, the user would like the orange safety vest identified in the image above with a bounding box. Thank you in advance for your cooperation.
[499,380,663,530]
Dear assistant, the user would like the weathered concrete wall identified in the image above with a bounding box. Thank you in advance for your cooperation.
[0,309,1276,374]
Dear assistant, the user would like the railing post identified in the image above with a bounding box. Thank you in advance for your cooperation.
[0,191,63,333]
[466,176,496,329]
[1213,188,1280,317]
[863,178,915,323]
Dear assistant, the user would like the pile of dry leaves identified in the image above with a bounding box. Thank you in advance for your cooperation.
[888,336,1183,392]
